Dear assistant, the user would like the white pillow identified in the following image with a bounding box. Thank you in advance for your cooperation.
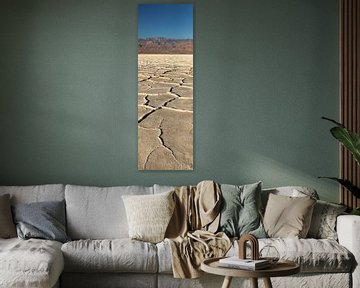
[122,191,175,243]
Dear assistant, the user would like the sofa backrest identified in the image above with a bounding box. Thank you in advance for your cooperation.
[153,184,176,194]
[65,184,154,240]
[0,184,65,204]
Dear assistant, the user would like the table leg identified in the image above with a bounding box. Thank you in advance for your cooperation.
[263,277,273,288]
[221,276,233,288]
[251,278,258,288]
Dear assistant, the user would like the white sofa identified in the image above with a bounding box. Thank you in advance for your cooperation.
[0,184,358,288]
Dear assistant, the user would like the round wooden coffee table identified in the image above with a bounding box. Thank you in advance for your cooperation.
[201,257,300,288]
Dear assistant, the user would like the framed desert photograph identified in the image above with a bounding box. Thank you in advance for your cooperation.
[137,4,193,170]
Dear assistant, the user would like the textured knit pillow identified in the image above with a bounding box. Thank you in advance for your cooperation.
[12,200,70,243]
[218,182,266,238]
[263,193,316,238]
[122,191,175,243]
[307,200,347,240]
[0,194,16,238]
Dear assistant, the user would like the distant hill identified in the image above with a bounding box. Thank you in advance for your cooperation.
[138,38,193,54]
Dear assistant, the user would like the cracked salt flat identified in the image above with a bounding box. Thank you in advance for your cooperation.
[138,54,193,170]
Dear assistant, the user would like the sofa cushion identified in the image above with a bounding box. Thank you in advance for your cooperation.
[65,185,153,239]
[122,191,175,243]
[158,238,353,274]
[234,238,353,273]
[218,182,266,238]
[263,194,316,238]
[156,240,173,274]
[0,238,64,288]
[12,200,70,243]
[61,239,158,273]
[0,184,65,204]
[261,238,353,273]
[0,194,16,238]
[307,200,347,240]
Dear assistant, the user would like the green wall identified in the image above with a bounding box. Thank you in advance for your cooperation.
[0,0,339,202]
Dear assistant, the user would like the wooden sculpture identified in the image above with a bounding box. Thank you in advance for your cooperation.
[238,234,259,260]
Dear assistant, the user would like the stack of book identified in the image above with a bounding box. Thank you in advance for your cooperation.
[218,257,271,270]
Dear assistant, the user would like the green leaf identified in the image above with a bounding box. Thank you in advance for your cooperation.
[321,116,344,127]
[322,117,360,165]
[318,177,360,198]
[330,127,360,165]
[351,208,360,215]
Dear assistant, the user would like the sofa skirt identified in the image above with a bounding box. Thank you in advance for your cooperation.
[157,272,351,288]
[60,273,157,288]
[60,272,351,288]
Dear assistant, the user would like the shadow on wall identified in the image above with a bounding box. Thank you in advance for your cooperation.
[237,150,338,203]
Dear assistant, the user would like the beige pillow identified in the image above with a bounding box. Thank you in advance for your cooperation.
[122,191,175,243]
[0,194,16,238]
[263,193,316,238]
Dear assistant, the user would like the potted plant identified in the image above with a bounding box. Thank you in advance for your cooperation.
[320,117,360,215]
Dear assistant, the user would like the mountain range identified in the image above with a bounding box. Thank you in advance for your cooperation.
[138,38,193,54]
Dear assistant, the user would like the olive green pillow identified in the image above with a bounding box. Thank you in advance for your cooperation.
[218,182,266,238]
[0,194,16,238]
[263,193,316,238]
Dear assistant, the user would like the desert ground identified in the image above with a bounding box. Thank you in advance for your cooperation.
[138,54,193,170]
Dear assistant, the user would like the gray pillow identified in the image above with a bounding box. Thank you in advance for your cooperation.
[12,200,70,243]
[307,200,347,240]
[0,194,16,238]
[218,182,266,238]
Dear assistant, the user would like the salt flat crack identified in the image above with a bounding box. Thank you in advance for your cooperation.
[138,107,159,123]
[143,147,158,168]
[169,87,182,98]
[158,119,182,165]
[138,76,151,83]
[143,95,150,106]
[163,95,178,108]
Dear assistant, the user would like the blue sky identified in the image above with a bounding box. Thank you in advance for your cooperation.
[138,4,193,39]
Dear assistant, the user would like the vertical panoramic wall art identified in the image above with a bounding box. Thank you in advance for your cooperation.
[138,4,193,170]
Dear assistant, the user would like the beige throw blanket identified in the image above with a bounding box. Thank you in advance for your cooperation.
[165,180,231,278]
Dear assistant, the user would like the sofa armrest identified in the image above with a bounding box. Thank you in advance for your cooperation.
[337,215,360,288]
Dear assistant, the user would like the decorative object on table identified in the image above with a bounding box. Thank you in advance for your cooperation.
[215,234,272,271]
[259,245,280,265]
[238,233,259,260]
[137,4,193,170]
[237,234,278,268]
[320,117,360,211]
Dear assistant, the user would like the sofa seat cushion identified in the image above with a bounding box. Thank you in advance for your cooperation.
[0,238,64,288]
[232,238,353,273]
[61,239,158,273]
[157,238,353,274]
